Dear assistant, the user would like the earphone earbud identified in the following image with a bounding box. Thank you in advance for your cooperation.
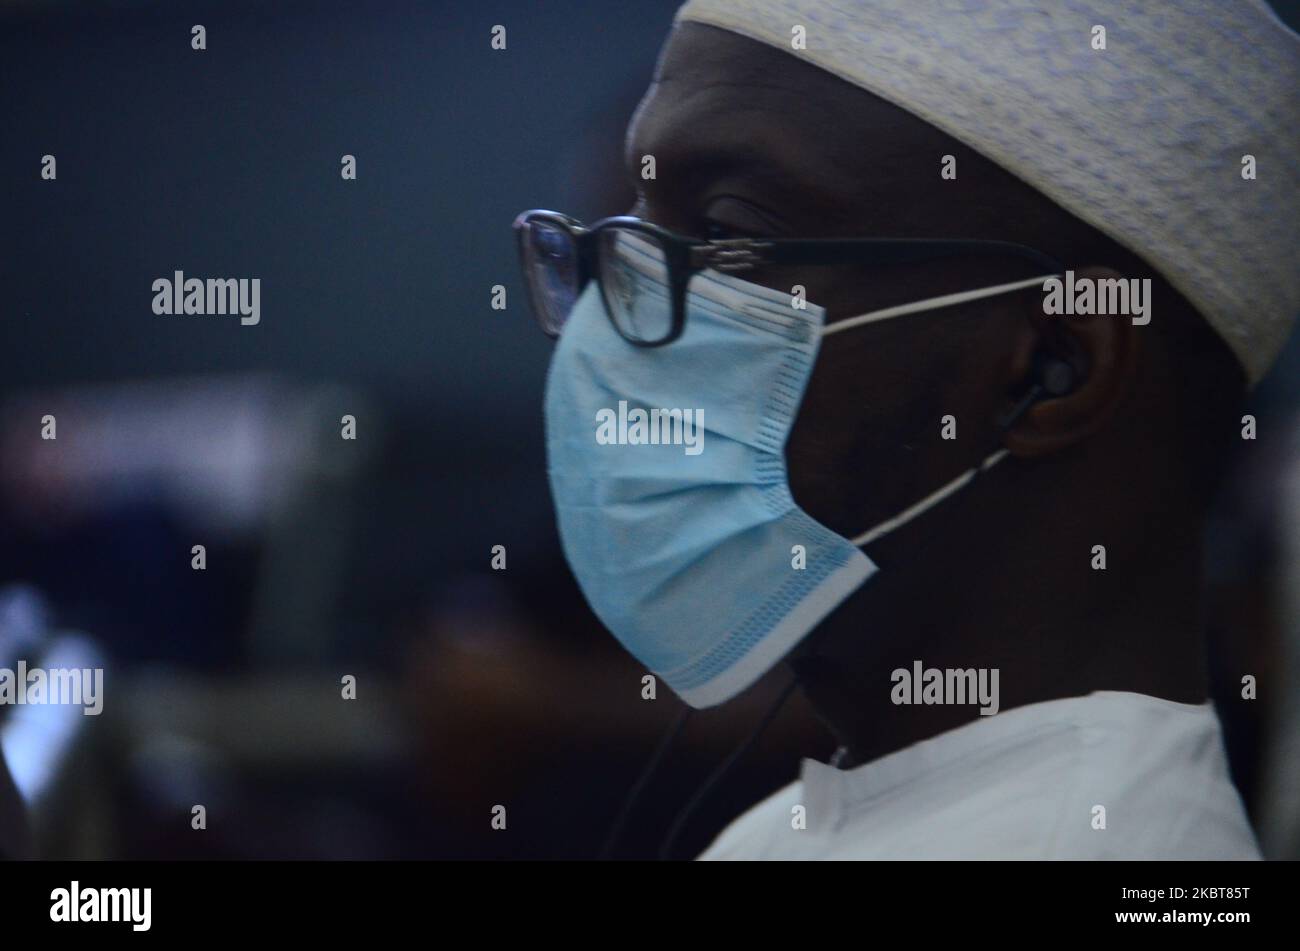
[996,352,1078,431]
[1036,353,1076,397]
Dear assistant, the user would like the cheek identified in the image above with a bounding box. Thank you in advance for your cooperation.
[787,325,918,534]
[786,363,859,533]
[785,307,998,537]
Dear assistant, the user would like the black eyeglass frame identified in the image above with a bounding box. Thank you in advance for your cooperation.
[513,209,1065,347]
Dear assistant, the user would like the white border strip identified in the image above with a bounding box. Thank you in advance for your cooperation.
[675,552,876,709]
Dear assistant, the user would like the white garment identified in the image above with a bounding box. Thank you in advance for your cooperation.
[699,691,1261,860]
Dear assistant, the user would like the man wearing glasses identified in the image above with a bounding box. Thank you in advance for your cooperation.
[517,0,1297,859]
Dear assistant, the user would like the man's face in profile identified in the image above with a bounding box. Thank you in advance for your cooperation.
[624,21,1072,539]
[616,21,1173,742]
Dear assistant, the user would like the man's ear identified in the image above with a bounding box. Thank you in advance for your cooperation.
[1003,266,1140,457]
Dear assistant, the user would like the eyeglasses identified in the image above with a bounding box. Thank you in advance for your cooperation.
[513,209,1064,347]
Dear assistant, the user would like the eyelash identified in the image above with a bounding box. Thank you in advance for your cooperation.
[628,191,757,241]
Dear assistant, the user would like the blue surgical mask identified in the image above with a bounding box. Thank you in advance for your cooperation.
[544,256,1049,709]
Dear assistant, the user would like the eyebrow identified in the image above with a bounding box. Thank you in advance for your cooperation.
[631,118,861,222]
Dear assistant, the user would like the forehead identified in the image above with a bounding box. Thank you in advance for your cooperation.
[628,23,958,229]
[627,22,1062,242]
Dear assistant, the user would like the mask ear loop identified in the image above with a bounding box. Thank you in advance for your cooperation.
[821,274,1053,337]
[850,448,1009,548]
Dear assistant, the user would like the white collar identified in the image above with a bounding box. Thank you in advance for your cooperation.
[799,690,1216,831]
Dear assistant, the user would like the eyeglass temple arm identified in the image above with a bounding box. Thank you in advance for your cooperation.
[763,239,1063,274]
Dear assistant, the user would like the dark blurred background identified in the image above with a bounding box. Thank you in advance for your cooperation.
[0,0,1297,860]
